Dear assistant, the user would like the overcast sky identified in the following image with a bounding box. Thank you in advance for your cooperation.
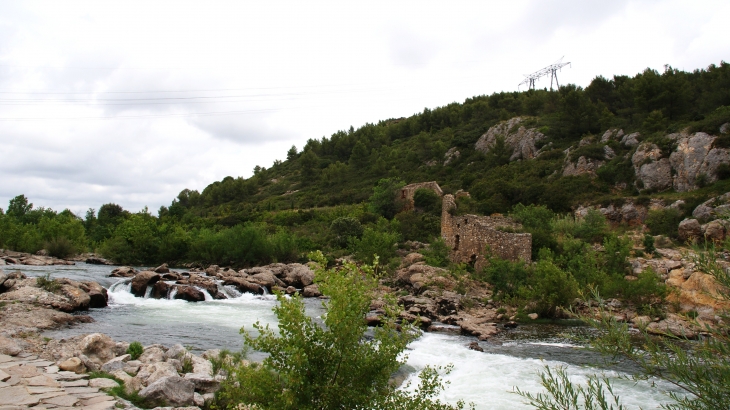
[0,0,728,217]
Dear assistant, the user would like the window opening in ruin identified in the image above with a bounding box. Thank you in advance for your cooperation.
[402,190,406,199]
[464,219,468,224]
[454,235,460,251]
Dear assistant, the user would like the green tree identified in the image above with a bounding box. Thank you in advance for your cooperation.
[368,178,405,219]
[216,251,470,410]
[7,194,32,219]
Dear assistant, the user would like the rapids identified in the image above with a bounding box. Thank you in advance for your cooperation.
[10,263,677,409]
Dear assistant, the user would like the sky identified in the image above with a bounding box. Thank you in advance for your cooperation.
[0,0,728,217]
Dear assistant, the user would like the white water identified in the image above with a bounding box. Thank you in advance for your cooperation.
[25,265,675,409]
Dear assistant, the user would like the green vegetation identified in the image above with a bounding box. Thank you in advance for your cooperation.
[126,341,144,360]
[36,272,61,293]
[215,252,471,410]
[521,243,730,410]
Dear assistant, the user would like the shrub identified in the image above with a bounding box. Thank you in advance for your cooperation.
[126,341,144,360]
[478,257,530,299]
[574,209,607,243]
[422,237,450,268]
[44,236,76,259]
[645,208,682,239]
[524,259,580,317]
[643,233,656,255]
[368,178,406,219]
[413,188,442,215]
[603,234,632,276]
[36,273,61,293]
[350,226,400,265]
[215,251,469,410]
[395,212,440,243]
[330,217,364,248]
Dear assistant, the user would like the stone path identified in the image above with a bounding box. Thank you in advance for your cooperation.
[0,353,118,410]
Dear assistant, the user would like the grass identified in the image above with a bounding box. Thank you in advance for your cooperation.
[36,273,61,293]
[126,341,143,360]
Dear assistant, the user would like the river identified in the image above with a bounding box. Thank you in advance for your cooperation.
[10,263,676,409]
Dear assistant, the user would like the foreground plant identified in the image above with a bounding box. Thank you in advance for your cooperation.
[215,251,471,410]
[517,243,730,410]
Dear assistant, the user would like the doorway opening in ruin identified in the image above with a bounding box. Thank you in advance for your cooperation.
[469,254,477,268]
[454,235,460,251]
[401,190,406,199]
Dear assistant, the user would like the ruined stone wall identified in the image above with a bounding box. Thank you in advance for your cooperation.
[399,181,444,211]
[441,194,531,271]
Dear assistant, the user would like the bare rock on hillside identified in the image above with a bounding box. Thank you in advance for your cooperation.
[601,128,624,143]
[678,218,702,242]
[621,132,640,147]
[670,132,730,191]
[475,117,546,161]
[443,147,461,165]
[632,143,672,191]
[563,156,603,177]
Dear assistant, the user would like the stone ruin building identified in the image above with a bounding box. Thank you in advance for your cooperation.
[400,181,532,271]
[399,181,444,211]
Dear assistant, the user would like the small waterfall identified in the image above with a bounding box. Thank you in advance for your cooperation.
[168,287,178,300]
[144,285,153,299]
[108,279,132,293]
[195,286,214,301]
[220,284,242,298]
[259,286,270,295]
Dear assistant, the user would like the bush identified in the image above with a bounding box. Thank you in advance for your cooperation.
[524,259,580,317]
[643,233,656,255]
[413,188,442,215]
[368,178,406,219]
[645,208,682,239]
[330,217,363,248]
[350,227,400,265]
[44,236,76,259]
[126,341,144,360]
[422,237,450,268]
[395,212,440,243]
[603,234,631,276]
[478,257,530,299]
[215,251,469,410]
[574,209,607,243]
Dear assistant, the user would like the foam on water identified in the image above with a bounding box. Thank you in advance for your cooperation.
[403,332,674,409]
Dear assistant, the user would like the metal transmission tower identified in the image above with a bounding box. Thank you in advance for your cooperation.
[518,57,571,91]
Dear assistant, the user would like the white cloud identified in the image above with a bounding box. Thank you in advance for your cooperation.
[0,0,728,215]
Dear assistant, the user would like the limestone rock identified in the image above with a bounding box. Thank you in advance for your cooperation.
[184,373,220,393]
[109,266,137,277]
[302,284,322,297]
[139,346,166,364]
[222,277,262,295]
[0,336,22,356]
[101,354,130,373]
[632,143,672,191]
[475,117,546,161]
[621,132,640,147]
[678,219,702,242]
[670,132,730,191]
[563,156,603,177]
[131,271,161,297]
[646,314,698,339]
[79,281,108,308]
[89,377,120,389]
[80,333,116,366]
[173,285,205,302]
[702,220,726,242]
[443,147,460,165]
[139,376,195,406]
[154,263,170,273]
[59,357,85,374]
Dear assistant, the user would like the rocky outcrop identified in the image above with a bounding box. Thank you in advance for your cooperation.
[563,156,604,177]
[130,271,161,297]
[678,219,702,242]
[632,143,673,191]
[475,117,546,161]
[0,275,106,313]
[621,132,640,147]
[109,266,137,278]
[670,132,730,191]
[443,147,460,165]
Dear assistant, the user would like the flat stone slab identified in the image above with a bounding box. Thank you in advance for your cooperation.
[33,391,69,399]
[60,379,89,387]
[89,378,119,389]
[81,400,117,410]
[45,365,59,374]
[26,386,64,394]
[55,373,88,381]
[0,386,40,406]
[81,395,116,406]
[73,392,107,399]
[28,360,55,367]
[25,374,61,387]
[64,386,99,394]
[0,370,9,382]
[4,365,40,377]
[0,355,12,363]
[42,394,79,407]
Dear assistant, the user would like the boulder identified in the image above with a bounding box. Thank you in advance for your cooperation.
[80,333,117,366]
[468,341,484,352]
[154,263,170,273]
[702,220,726,242]
[173,286,206,302]
[205,265,220,276]
[145,362,180,386]
[562,156,603,177]
[621,132,640,147]
[60,284,91,311]
[59,357,85,374]
[89,377,120,389]
[176,274,221,299]
[166,344,187,360]
[85,257,112,265]
[151,281,172,299]
[222,277,263,295]
[101,354,130,373]
[109,266,137,278]
[443,147,460,165]
[139,376,195,406]
[0,336,22,356]
[678,219,702,242]
[693,200,716,222]
[646,315,698,339]
[248,270,285,290]
[131,271,161,297]
[302,284,322,298]
[79,281,108,308]
[139,346,166,364]
[475,117,546,161]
